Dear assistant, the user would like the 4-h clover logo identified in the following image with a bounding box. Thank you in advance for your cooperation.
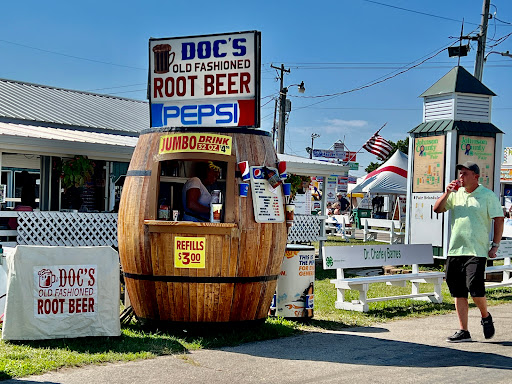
[326,256,333,268]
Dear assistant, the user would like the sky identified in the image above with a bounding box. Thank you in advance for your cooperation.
[1,0,512,176]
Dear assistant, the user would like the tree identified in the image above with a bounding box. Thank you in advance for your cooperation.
[364,137,409,173]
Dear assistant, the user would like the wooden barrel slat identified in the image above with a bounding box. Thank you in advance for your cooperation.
[119,129,287,324]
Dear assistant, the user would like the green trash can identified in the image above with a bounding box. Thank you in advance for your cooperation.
[354,208,372,229]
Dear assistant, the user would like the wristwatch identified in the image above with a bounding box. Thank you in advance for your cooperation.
[491,242,500,248]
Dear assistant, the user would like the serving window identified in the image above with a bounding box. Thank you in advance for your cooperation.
[148,153,236,223]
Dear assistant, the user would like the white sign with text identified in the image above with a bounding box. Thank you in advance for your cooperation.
[322,244,433,270]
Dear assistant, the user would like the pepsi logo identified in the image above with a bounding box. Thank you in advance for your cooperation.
[253,168,263,179]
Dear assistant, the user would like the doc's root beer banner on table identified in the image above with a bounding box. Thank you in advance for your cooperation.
[2,246,120,340]
[149,31,261,128]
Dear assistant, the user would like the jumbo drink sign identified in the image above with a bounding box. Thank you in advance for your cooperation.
[149,31,261,128]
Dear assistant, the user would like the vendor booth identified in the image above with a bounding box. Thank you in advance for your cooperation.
[351,150,408,222]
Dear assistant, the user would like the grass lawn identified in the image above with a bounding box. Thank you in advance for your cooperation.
[1,236,512,380]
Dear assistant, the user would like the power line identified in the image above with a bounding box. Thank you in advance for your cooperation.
[293,42,455,100]
[495,17,512,26]
[359,0,476,25]
[85,83,147,92]
[0,39,147,70]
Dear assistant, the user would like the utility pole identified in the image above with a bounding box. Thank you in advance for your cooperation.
[474,0,491,81]
[310,133,320,159]
[271,64,290,154]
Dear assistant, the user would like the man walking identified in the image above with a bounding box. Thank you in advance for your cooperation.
[434,161,504,342]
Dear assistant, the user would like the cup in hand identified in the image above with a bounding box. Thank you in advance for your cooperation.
[453,180,461,191]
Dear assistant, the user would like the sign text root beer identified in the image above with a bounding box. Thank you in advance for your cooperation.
[150,31,260,128]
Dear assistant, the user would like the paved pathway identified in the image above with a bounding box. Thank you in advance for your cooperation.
[5,303,512,384]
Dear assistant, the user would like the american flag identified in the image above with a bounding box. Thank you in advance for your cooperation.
[363,130,393,160]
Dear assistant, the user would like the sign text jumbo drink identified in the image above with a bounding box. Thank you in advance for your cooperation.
[149,31,261,128]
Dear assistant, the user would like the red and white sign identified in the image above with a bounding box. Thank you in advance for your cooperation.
[34,265,97,317]
[149,31,261,128]
[342,151,357,162]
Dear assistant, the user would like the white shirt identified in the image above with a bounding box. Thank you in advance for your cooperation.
[182,177,211,215]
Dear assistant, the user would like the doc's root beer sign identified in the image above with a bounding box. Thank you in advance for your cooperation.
[150,31,260,128]
[34,265,97,317]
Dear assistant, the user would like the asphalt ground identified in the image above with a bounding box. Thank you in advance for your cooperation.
[5,303,512,384]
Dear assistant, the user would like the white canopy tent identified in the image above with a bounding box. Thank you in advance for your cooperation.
[277,153,349,177]
[351,150,408,194]
[277,153,349,258]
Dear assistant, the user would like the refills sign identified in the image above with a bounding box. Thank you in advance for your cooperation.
[34,265,97,318]
[149,31,261,128]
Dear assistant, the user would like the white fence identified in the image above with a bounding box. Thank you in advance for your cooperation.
[1,212,118,247]
[1,212,322,247]
[287,214,322,243]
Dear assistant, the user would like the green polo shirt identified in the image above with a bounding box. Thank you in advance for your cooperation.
[445,184,503,257]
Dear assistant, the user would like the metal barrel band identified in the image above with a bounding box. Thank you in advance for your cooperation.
[123,272,278,283]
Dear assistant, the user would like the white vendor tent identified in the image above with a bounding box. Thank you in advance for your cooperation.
[277,154,349,177]
[351,150,408,194]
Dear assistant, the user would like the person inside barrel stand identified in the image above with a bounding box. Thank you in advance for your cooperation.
[434,161,504,342]
[182,161,221,222]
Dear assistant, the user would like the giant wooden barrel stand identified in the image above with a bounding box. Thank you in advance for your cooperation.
[118,127,288,327]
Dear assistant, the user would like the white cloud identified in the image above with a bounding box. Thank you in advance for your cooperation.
[323,119,369,134]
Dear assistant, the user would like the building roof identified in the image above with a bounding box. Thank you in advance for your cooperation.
[409,120,502,134]
[0,78,149,135]
[419,66,496,98]
[0,121,137,161]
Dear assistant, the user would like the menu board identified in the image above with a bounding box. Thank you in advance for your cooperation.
[294,191,311,215]
[457,135,495,189]
[413,135,445,193]
[250,166,285,223]
[326,176,337,203]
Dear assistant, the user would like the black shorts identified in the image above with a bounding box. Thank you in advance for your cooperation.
[446,256,487,298]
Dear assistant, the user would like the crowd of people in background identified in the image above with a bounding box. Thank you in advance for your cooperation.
[326,192,351,216]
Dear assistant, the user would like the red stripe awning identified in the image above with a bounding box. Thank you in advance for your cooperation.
[365,165,407,180]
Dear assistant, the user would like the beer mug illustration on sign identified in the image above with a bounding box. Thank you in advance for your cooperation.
[153,44,175,74]
[38,268,57,288]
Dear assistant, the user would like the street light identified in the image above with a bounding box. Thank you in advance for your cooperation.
[485,50,512,61]
[310,133,320,159]
[277,82,305,154]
